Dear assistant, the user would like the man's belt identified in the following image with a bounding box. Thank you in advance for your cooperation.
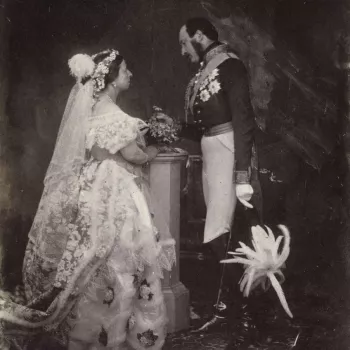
[203,122,233,137]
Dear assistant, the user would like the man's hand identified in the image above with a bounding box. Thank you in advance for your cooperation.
[156,114,174,126]
[236,183,253,208]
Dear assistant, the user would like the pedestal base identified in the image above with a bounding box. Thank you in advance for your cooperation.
[150,152,190,333]
[163,281,190,333]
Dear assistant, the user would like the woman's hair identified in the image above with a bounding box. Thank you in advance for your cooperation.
[81,49,124,87]
[185,17,219,42]
[93,50,124,86]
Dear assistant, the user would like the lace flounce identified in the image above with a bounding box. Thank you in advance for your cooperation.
[86,110,147,154]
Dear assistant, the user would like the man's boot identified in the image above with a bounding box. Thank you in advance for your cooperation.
[191,231,233,333]
[225,302,262,349]
[191,300,229,333]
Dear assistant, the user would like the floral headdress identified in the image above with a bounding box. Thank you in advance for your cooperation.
[68,49,119,94]
[91,49,119,92]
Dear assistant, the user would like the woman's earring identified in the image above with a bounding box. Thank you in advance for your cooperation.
[111,82,117,88]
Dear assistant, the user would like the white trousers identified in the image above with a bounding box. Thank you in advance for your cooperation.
[201,131,237,243]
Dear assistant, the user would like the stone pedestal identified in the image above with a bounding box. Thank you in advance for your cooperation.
[149,151,190,333]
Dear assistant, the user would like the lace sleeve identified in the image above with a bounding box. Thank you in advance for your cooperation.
[86,110,147,154]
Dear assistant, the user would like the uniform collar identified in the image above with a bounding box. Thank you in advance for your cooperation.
[202,42,228,65]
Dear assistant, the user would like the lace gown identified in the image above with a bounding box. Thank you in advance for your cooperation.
[0,105,175,350]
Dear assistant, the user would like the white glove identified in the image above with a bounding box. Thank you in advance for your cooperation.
[236,184,254,208]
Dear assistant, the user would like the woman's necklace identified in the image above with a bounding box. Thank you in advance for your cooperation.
[100,94,115,105]
[106,95,116,104]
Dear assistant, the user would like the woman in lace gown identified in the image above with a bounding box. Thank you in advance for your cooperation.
[0,49,175,350]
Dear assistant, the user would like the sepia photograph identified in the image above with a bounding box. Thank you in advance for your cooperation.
[0,0,347,349]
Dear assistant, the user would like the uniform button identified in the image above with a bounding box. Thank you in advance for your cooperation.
[198,120,202,123]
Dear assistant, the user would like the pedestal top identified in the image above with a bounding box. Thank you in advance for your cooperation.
[151,150,189,164]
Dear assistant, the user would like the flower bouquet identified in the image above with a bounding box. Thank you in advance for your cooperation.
[146,106,181,153]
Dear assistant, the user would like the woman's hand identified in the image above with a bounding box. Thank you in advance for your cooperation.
[145,145,159,161]
[120,141,149,164]
[139,125,149,136]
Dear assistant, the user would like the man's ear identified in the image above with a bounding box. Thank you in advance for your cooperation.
[194,30,204,42]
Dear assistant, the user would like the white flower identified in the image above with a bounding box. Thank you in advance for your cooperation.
[65,230,81,251]
[221,224,293,318]
[147,108,180,145]
[64,252,72,261]
[74,247,84,259]
[208,80,221,94]
[104,288,114,303]
[96,245,107,258]
[199,90,210,102]
[208,68,219,81]
[68,54,95,80]
[153,106,162,112]
[128,314,136,329]
[140,284,152,300]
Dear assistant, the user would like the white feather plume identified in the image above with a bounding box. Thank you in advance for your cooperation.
[221,224,293,318]
[68,54,95,80]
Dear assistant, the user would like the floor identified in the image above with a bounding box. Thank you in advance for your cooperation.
[163,253,348,350]
[5,252,348,350]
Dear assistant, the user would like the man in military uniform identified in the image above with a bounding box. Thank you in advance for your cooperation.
[178,17,258,336]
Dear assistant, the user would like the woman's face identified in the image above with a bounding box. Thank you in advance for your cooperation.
[113,60,132,91]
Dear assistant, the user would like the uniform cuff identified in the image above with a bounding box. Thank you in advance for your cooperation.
[234,168,251,184]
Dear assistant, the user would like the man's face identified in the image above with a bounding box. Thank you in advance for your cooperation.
[179,25,201,64]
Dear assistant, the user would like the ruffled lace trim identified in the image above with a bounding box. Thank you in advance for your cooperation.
[86,111,147,154]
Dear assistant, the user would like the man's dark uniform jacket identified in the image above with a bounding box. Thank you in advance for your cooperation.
[181,42,257,184]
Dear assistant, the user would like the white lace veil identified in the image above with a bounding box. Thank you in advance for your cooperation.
[45,52,96,185]
[25,80,95,281]
[44,80,94,186]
